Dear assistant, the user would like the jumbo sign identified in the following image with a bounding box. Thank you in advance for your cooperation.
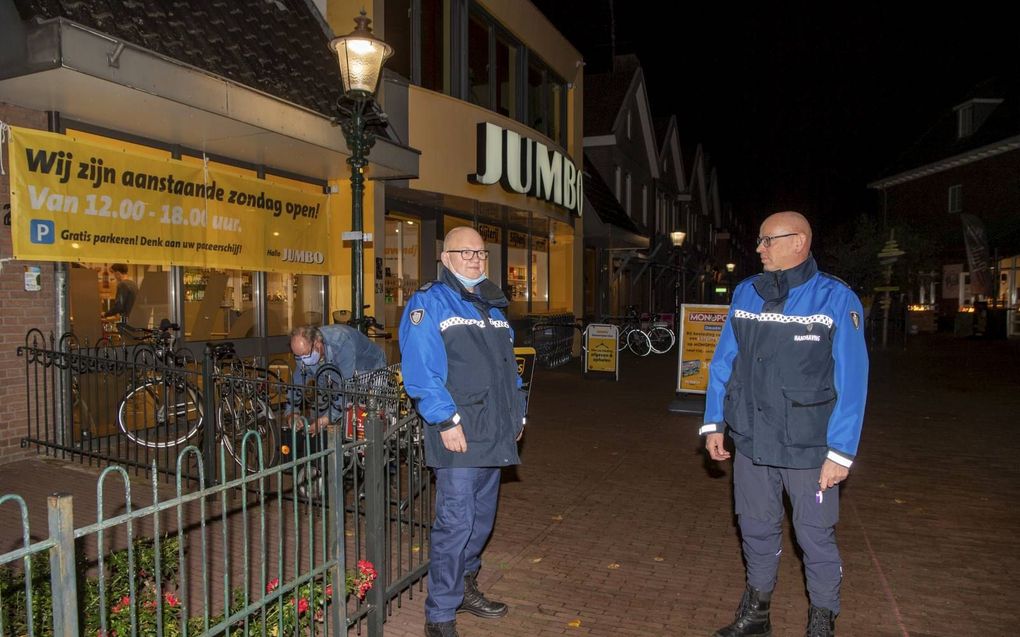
[467,123,582,215]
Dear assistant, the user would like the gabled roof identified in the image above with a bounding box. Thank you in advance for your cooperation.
[583,55,641,137]
[583,155,641,234]
[654,114,687,193]
[871,76,1020,188]
[12,0,342,117]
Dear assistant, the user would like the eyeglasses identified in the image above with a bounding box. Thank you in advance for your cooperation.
[755,233,798,248]
[444,249,489,260]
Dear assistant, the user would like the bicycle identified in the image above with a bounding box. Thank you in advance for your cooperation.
[646,314,676,354]
[609,307,652,356]
[114,320,279,473]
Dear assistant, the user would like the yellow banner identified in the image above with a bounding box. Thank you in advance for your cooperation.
[9,126,334,274]
[676,304,729,394]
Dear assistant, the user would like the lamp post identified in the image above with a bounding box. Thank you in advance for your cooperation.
[330,11,393,329]
[670,231,687,328]
[726,262,736,302]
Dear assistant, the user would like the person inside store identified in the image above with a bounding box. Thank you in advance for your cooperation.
[101,263,138,322]
[700,211,869,637]
[285,324,387,433]
[399,227,526,637]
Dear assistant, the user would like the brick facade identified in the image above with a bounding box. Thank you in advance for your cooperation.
[881,148,1020,261]
[0,102,54,464]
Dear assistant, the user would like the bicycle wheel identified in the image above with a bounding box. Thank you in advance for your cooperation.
[117,379,203,448]
[627,329,652,356]
[218,394,279,473]
[648,326,675,354]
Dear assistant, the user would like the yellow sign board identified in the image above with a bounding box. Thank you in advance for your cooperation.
[513,346,537,412]
[676,304,729,394]
[584,323,619,378]
[8,126,334,274]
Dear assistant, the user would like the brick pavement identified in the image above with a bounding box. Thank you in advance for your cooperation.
[2,333,1018,636]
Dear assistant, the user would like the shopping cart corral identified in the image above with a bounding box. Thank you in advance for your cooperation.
[528,313,581,368]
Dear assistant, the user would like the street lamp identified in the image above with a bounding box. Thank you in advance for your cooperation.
[330,11,393,329]
[670,231,687,330]
[725,262,736,302]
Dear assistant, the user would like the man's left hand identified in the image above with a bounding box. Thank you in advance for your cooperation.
[818,459,849,492]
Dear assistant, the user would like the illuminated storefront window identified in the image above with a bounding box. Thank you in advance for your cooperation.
[383,215,422,328]
[266,273,326,335]
[182,267,257,340]
[68,263,171,344]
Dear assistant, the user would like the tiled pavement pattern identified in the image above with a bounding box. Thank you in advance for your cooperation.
[2,333,1017,635]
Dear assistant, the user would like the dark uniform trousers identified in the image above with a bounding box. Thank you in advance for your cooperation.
[425,466,501,622]
[734,452,842,613]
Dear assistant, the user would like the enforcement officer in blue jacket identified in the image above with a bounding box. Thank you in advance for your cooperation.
[701,211,868,637]
[400,227,526,637]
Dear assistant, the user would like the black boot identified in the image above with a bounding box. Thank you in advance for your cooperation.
[424,620,459,637]
[713,585,772,637]
[805,605,835,637]
[457,571,508,618]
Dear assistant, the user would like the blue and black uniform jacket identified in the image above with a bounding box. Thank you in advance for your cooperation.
[701,256,869,469]
[399,267,525,469]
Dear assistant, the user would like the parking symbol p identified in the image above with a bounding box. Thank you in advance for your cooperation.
[30,220,55,244]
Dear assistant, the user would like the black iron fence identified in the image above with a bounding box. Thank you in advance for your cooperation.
[6,331,431,636]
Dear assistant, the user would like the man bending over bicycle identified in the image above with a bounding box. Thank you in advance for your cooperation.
[285,324,387,433]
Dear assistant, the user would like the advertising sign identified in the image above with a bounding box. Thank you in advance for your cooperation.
[675,304,729,394]
[8,126,333,274]
[584,323,619,379]
[513,346,537,413]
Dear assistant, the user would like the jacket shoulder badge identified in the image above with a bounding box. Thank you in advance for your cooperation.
[850,310,861,330]
[409,308,425,325]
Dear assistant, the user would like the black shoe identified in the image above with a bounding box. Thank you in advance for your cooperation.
[425,620,459,637]
[457,571,509,619]
[713,585,772,637]
[805,605,835,637]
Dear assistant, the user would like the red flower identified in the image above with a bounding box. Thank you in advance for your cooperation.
[324,585,333,598]
[164,592,180,608]
[266,578,280,593]
[314,608,325,622]
[356,560,377,579]
[143,600,156,610]
[295,597,309,614]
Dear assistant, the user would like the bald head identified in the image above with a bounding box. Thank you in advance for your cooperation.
[441,226,487,288]
[443,226,483,251]
[757,211,813,272]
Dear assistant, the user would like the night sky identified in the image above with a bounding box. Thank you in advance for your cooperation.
[534,2,1018,236]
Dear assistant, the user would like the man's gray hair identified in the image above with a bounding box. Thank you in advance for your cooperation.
[290,325,321,343]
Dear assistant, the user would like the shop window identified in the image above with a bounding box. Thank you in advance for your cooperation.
[507,227,530,316]
[266,273,325,336]
[420,0,449,93]
[532,233,549,313]
[467,13,490,108]
[68,263,170,345]
[496,34,517,118]
[527,59,546,135]
[182,267,257,340]
[385,0,412,80]
[384,215,422,329]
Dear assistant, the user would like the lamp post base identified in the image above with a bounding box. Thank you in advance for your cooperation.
[667,392,706,414]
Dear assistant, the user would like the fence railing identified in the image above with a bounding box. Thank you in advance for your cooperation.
[6,334,431,636]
